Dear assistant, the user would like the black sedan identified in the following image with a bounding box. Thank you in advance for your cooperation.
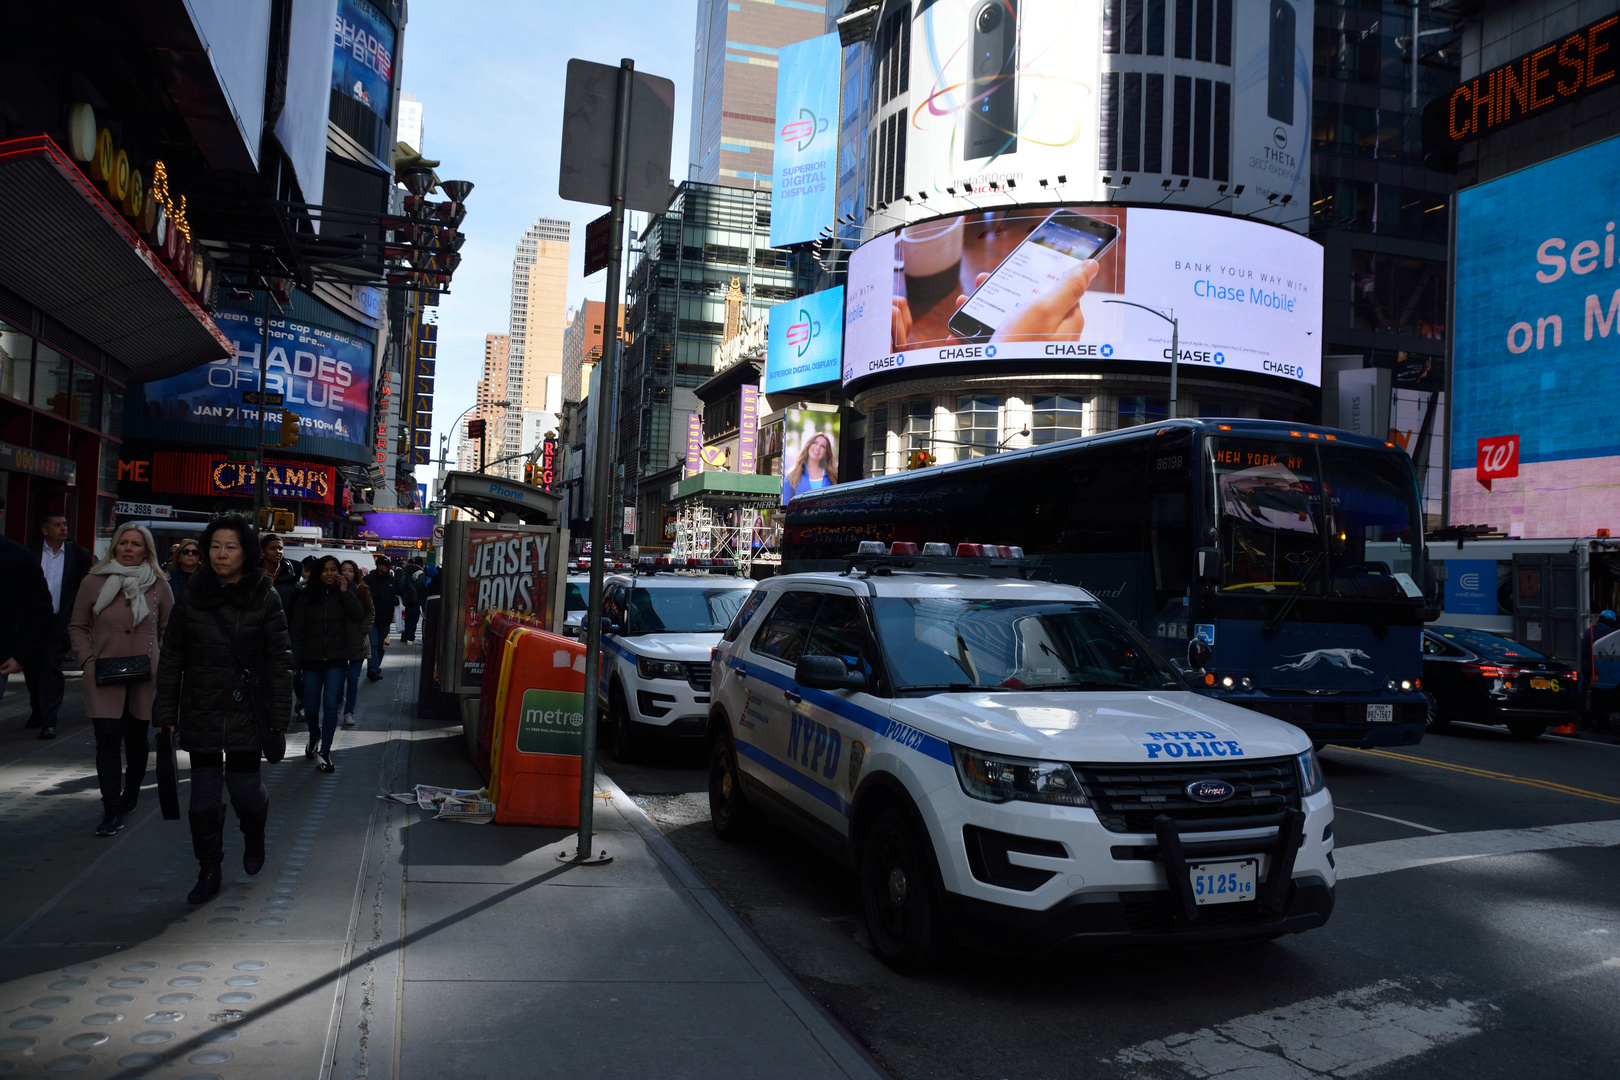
[1422,626,1580,739]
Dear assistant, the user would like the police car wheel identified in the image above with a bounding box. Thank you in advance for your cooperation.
[708,731,762,841]
[608,685,638,762]
[859,808,946,972]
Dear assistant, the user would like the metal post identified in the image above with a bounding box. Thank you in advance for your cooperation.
[1169,311,1179,420]
[254,288,272,513]
[478,427,487,473]
[570,58,636,866]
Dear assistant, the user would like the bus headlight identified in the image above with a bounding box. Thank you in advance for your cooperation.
[953,746,1089,807]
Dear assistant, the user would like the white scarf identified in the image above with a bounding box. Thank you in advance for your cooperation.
[91,559,159,627]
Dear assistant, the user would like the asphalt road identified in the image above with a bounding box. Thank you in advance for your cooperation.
[605,722,1620,1080]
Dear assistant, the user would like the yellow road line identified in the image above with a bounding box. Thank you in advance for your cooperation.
[1343,747,1620,806]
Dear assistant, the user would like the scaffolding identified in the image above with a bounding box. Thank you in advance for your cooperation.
[671,502,763,575]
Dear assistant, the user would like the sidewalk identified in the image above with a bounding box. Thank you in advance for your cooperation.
[0,640,887,1079]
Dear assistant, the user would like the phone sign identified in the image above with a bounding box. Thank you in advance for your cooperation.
[1476,435,1519,491]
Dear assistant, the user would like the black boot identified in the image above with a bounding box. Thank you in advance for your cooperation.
[239,806,268,875]
[121,764,147,814]
[186,807,226,904]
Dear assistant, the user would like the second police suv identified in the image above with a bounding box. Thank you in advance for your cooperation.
[707,543,1336,969]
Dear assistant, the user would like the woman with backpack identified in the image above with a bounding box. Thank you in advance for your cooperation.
[154,514,293,905]
[289,555,367,771]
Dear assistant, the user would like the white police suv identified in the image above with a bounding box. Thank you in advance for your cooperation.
[707,545,1335,969]
[598,559,757,760]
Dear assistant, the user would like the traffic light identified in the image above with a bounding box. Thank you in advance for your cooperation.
[906,450,936,471]
[279,411,300,447]
[524,461,536,485]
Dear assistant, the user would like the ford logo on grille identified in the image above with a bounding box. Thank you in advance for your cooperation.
[1186,779,1236,803]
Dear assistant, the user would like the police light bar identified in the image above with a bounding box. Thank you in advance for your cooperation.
[857,541,886,555]
[888,542,919,555]
[922,543,952,556]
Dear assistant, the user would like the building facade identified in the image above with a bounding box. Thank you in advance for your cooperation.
[492,218,569,478]
[688,0,828,188]
[562,300,609,404]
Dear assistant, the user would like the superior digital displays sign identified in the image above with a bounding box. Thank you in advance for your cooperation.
[765,286,845,394]
[1449,133,1620,538]
[843,206,1322,386]
[770,32,841,248]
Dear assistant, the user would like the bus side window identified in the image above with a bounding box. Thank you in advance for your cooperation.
[1149,490,1191,596]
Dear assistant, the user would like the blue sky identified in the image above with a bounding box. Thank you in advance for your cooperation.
[400,0,700,482]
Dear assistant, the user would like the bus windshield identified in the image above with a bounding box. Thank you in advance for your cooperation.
[872,598,1185,693]
[1213,438,1422,601]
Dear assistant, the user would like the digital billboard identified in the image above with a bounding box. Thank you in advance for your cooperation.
[864,0,1312,230]
[779,409,842,506]
[843,206,1321,385]
[771,32,841,247]
[765,286,845,394]
[333,0,396,128]
[1449,133,1620,538]
[125,309,375,463]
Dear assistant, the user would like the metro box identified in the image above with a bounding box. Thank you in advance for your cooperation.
[483,621,588,827]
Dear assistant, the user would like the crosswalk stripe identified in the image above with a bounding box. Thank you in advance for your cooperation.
[1334,819,1620,880]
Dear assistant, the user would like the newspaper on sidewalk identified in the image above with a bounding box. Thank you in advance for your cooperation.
[412,784,497,823]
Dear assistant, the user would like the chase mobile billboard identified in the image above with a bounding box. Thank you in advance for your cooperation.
[1449,133,1620,538]
[770,32,841,247]
[765,286,845,394]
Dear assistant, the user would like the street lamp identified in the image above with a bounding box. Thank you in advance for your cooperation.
[1102,300,1181,420]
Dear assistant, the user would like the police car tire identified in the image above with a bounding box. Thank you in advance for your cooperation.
[708,730,763,841]
[859,807,947,972]
[608,685,638,762]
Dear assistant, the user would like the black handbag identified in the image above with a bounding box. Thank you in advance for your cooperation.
[209,609,286,763]
[155,727,180,820]
[95,653,152,686]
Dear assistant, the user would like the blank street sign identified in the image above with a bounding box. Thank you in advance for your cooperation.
[559,59,675,215]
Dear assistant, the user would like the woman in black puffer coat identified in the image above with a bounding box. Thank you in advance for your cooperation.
[288,555,366,773]
[154,514,293,905]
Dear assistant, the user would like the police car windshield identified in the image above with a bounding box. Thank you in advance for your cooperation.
[873,598,1184,693]
[626,585,751,634]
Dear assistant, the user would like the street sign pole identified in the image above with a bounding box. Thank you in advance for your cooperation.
[254,288,272,513]
[572,60,637,866]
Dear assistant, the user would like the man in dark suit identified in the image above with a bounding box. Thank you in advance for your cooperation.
[0,494,53,722]
[364,556,400,681]
[26,510,93,739]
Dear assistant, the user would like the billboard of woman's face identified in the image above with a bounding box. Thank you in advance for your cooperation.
[780,410,841,506]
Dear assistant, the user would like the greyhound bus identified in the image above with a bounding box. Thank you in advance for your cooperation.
[781,418,1433,748]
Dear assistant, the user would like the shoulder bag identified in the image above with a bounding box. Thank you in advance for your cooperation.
[209,607,287,764]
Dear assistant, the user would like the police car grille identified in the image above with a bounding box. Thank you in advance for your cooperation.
[1074,760,1300,834]
[684,663,712,692]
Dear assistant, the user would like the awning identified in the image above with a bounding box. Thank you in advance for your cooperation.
[0,135,232,379]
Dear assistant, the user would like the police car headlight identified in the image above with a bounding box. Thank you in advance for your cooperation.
[952,746,1088,807]
[1296,747,1326,797]
[636,657,686,680]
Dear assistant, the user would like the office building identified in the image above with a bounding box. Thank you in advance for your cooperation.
[398,92,423,152]
[562,300,610,404]
[688,0,827,188]
[495,217,569,478]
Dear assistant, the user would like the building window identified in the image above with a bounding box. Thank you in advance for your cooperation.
[32,345,70,417]
[867,407,888,476]
[903,400,932,453]
[1352,253,1447,338]
[956,396,999,458]
[70,365,98,428]
[0,320,31,402]
[1119,396,1167,428]
[1032,395,1084,445]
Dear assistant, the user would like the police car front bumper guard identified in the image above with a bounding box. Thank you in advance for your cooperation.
[1152,808,1307,925]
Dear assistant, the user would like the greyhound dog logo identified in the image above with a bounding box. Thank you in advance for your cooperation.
[1274,648,1374,673]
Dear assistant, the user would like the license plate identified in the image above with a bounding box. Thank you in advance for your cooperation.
[1189,859,1258,905]
[1530,677,1552,690]
[1367,703,1393,722]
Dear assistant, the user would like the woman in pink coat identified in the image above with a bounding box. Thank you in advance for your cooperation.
[69,522,174,836]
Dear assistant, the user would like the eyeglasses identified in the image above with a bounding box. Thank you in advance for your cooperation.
[180,549,199,556]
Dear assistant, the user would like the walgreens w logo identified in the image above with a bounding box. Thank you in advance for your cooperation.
[1476,435,1519,491]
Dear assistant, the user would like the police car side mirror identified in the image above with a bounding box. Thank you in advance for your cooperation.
[1187,639,1212,673]
[1195,547,1221,582]
[795,654,867,692]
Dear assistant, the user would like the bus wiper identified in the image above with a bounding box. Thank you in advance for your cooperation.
[1263,549,1323,634]
[1332,558,1390,639]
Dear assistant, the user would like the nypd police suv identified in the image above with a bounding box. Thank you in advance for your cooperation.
[707,543,1335,969]
[597,558,756,760]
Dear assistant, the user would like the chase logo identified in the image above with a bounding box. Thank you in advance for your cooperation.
[1100,343,1114,357]
[896,353,906,366]
[786,309,821,357]
[780,108,829,152]
[985,345,997,358]
[1214,351,1225,365]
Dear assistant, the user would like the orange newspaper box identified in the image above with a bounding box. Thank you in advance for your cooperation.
[483,613,588,827]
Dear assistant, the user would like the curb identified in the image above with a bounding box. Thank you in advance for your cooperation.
[595,769,895,1080]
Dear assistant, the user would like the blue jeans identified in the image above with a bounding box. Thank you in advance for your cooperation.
[368,624,387,676]
[343,658,364,715]
[301,667,346,753]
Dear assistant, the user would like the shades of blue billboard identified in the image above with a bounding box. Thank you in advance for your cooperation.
[333,0,396,126]
[770,33,841,248]
[1450,134,1620,539]
[124,310,375,464]
[765,287,845,394]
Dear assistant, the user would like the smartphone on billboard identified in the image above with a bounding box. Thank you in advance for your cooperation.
[966,0,1018,159]
[1268,0,1296,125]
[945,210,1118,343]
